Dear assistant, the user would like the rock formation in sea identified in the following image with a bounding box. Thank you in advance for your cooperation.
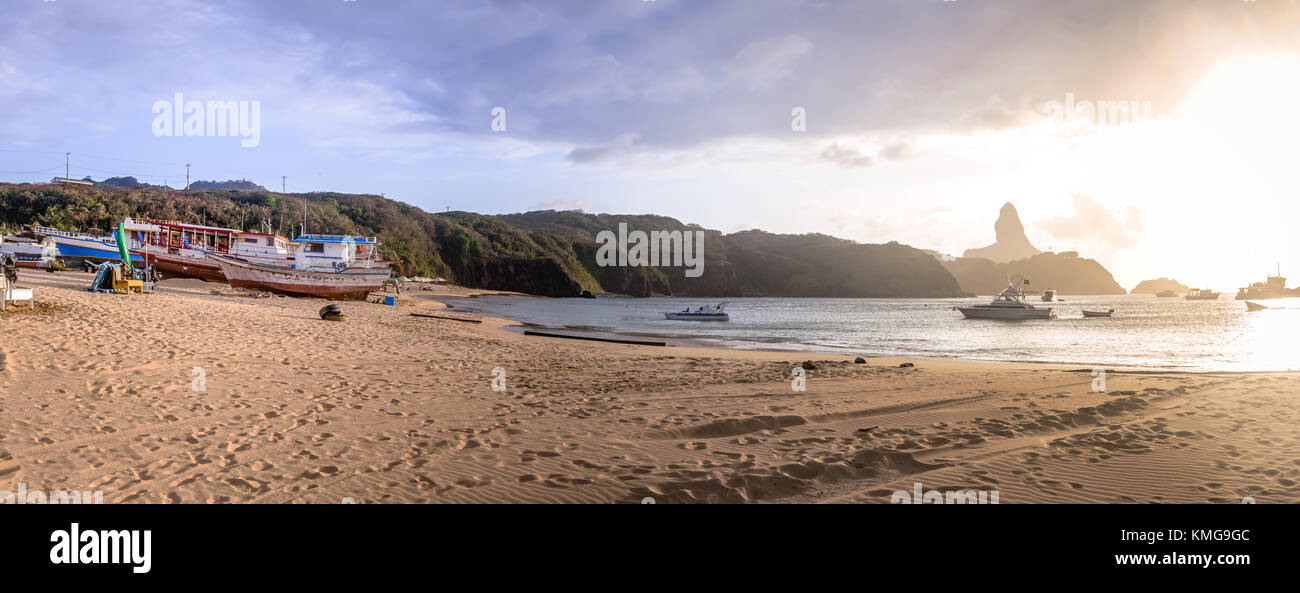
[1129,278,1190,295]
[963,202,1041,263]
[944,202,1125,295]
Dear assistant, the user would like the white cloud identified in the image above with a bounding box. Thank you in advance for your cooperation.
[724,35,813,90]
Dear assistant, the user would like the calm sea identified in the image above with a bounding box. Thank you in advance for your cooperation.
[440,294,1300,372]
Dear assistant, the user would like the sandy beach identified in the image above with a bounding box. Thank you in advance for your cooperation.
[2,271,1298,504]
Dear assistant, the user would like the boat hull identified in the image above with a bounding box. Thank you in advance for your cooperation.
[130,252,226,282]
[957,307,1054,320]
[664,313,729,321]
[208,253,388,300]
[46,237,144,263]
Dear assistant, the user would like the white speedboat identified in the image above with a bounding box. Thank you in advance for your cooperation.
[665,301,730,321]
[957,281,1055,320]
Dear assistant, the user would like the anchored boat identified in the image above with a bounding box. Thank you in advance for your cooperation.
[207,234,395,300]
[957,278,1055,320]
[665,301,730,321]
[1236,265,1290,300]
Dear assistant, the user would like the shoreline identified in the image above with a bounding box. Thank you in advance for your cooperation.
[433,294,1275,375]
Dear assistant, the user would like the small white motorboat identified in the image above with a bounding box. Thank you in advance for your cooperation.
[665,301,730,321]
[957,278,1055,320]
[1082,309,1114,318]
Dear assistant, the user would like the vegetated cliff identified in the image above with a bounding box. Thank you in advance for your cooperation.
[1129,278,1189,295]
[0,183,597,296]
[501,211,968,298]
[942,252,1127,296]
[1,183,967,298]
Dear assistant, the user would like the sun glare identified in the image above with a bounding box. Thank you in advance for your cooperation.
[1177,54,1300,153]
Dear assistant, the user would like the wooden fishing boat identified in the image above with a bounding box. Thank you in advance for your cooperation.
[206,234,394,300]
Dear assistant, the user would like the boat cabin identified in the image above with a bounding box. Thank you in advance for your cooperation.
[291,234,386,272]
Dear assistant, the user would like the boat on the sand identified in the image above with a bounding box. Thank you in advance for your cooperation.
[207,234,395,300]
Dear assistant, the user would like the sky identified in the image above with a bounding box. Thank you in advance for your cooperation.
[2,0,1299,291]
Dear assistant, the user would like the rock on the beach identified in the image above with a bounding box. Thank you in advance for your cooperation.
[854,357,867,364]
[899,362,915,368]
[800,361,817,370]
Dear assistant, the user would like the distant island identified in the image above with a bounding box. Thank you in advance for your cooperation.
[1130,278,1190,295]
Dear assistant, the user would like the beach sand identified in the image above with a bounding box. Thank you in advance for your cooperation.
[2,271,1298,503]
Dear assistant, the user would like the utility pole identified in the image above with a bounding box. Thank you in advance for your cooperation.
[185,163,191,190]
[64,152,69,184]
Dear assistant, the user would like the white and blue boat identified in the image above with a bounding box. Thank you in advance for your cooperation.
[0,235,59,269]
[665,301,730,321]
[31,225,143,264]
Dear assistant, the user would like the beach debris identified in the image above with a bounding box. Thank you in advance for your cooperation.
[855,426,879,434]
[523,330,666,347]
[854,357,867,364]
[410,312,482,324]
[800,361,817,370]
[319,304,347,321]
[899,362,915,368]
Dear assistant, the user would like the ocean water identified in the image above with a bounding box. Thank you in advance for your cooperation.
[440,294,1300,372]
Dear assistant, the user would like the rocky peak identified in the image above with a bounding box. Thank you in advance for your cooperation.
[963,202,1041,263]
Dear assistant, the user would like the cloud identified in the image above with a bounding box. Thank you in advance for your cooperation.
[1038,194,1142,249]
[534,197,591,211]
[817,136,915,168]
[819,143,874,168]
[724,35,813,90]
[566,133,641,164]
[5,0,1300,180]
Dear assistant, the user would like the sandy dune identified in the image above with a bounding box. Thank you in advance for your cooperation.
[2,271,1298,503]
